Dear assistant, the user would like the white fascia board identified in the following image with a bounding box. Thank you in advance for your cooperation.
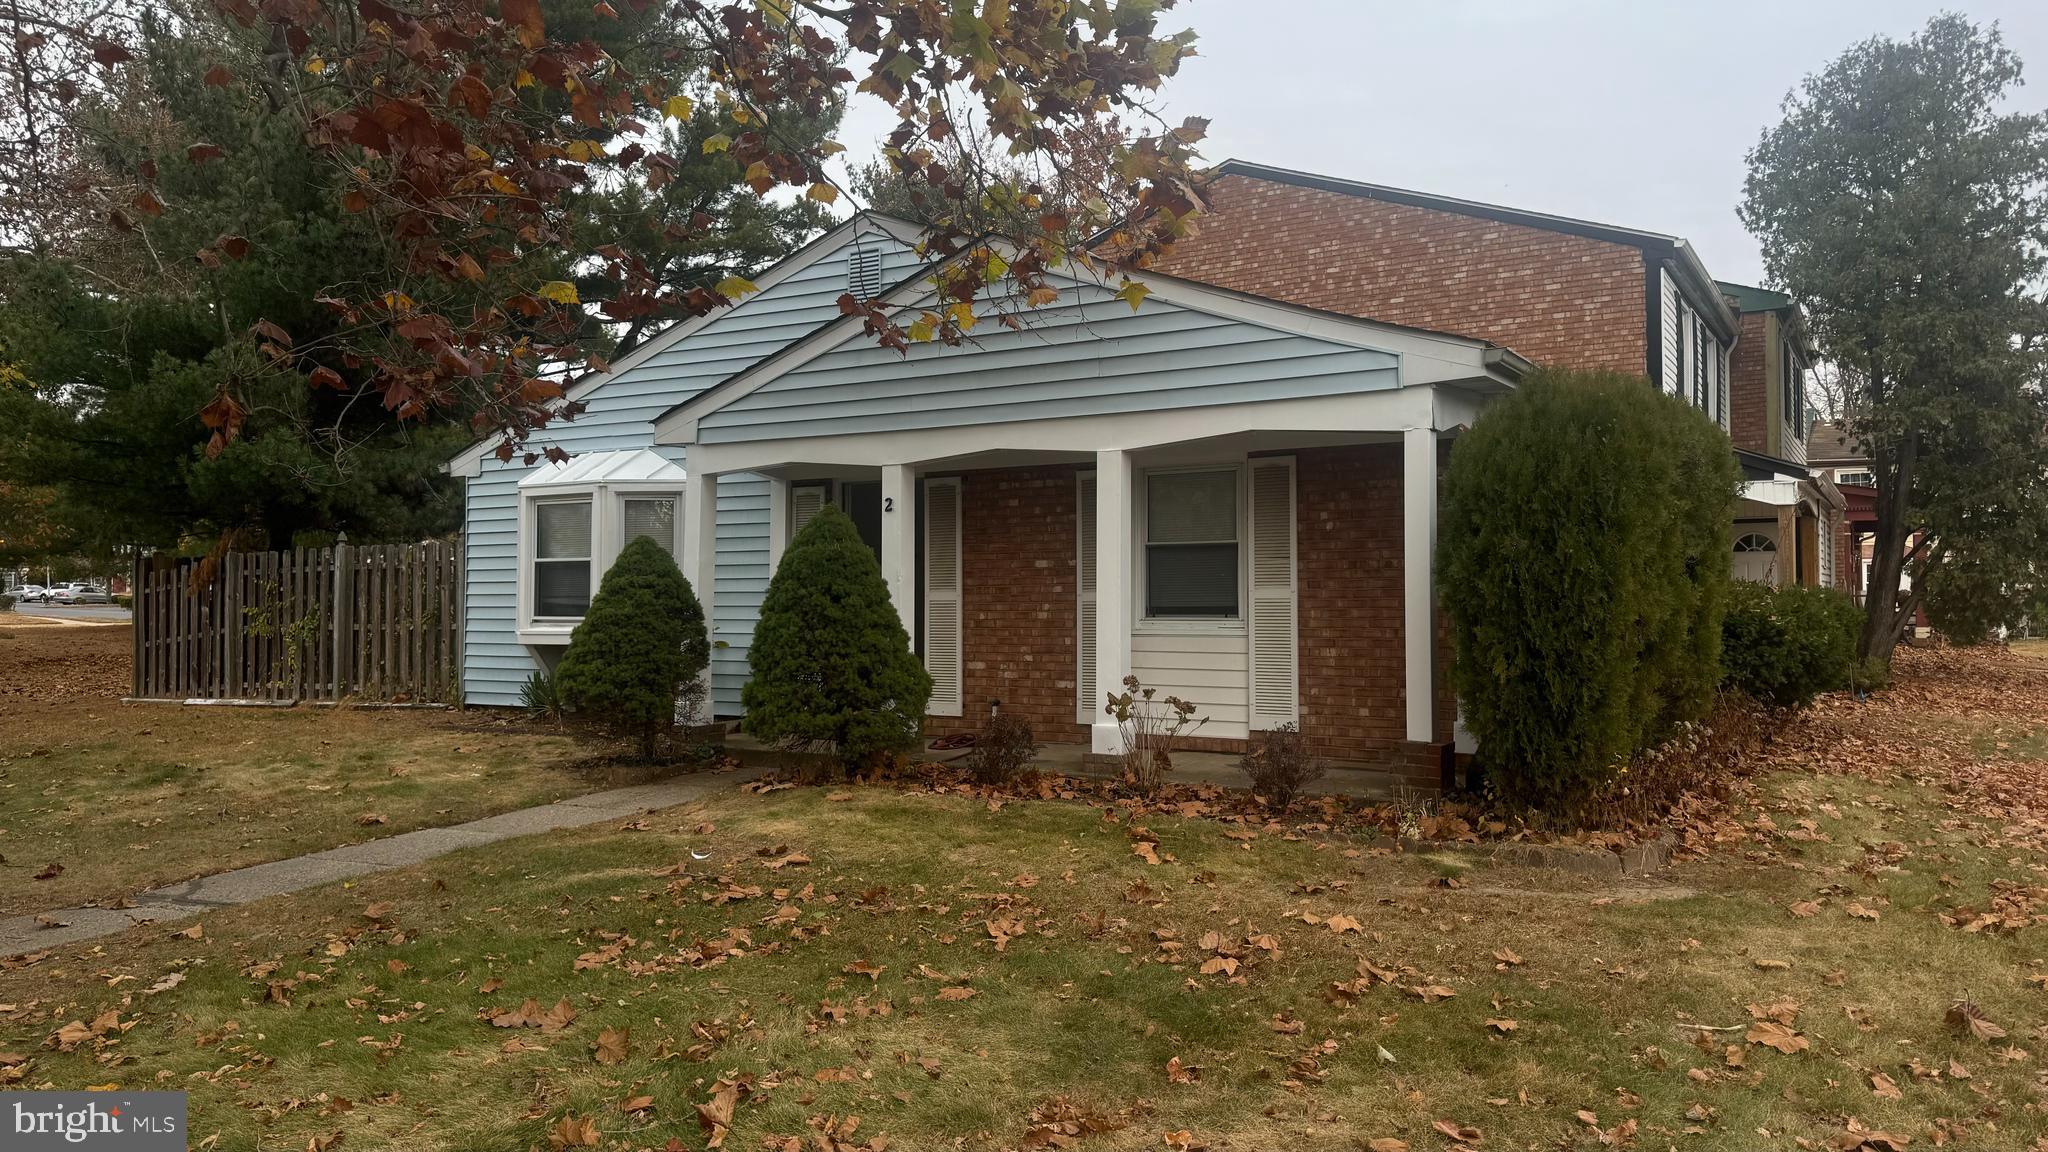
[1741,479,1802,507]
[682,386,1443,477]
[445,213,927,476]
[653,255,1520,447]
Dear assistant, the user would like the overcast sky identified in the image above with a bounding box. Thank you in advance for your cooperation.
[835,1,2048,288]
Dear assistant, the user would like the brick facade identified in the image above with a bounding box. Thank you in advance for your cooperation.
[1293,443,1456,789]
[1151,173,1650,373]
[1728,311,1769,455]
[924,450,1454,789]
[922,465,1090,746]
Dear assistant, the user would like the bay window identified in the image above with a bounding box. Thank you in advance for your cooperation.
[515,448,688,640]
[533,498,593,618]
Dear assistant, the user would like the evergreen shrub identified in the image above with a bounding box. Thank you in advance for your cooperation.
[555,536,709,757]
[743,505,931,768]
[1438,369,1744,810]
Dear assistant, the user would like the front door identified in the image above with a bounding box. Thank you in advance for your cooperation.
[840,481,883,562]
[1733,531,1779,584]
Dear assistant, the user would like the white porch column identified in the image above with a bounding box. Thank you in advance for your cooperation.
[681,469,720,703]
[880,463,917,642]
[1403,427,1438,745]
[1091,449,1134,755]
[763,474,790,576]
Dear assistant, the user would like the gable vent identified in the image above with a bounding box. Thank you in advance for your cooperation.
[847,246,885,300]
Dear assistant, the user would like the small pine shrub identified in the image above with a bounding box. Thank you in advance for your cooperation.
[0,593,13,612]
[1438,369,1745,812]
[743,505,931,769]
[555,536,710,758]
[520,667,563,723]
[1239,722,1323,808]
[1721,581,1862,708]
[968,712,1040,785]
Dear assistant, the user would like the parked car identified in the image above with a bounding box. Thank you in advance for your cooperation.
[15,583,49,602]
[50,583,112,605]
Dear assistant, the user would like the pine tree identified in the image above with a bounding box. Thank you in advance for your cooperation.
[743,505,930,768]
[555,536,709,759]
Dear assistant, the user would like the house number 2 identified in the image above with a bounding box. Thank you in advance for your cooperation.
[884,497,894,512]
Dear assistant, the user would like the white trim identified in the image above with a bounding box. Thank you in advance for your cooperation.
[764,474,790,575]
[1245,455,1298,730]
[681,387,1446,477]
[1403,427,1438,745]
[445,214,927,478]
[922,476,964,718]
[1075,469,1097,726]
[1135,461,1247,630]
[680,471,720,701]
[653,262,1521,447]
[514,478,684,642]
[1090,450,1135,755]
[881,464,916,642]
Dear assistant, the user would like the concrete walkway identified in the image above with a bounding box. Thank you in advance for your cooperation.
[1,767,760,956]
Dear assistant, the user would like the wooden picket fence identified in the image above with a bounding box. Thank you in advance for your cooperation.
[131,540,461,703]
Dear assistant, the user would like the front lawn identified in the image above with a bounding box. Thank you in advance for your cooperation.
[0,621,626,915]
[7,644,2048,1150]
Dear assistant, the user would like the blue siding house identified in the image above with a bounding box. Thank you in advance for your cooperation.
[445,215,926,710]
[451,204,1530,791]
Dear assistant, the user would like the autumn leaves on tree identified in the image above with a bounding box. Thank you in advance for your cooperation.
[1,0,1208,480]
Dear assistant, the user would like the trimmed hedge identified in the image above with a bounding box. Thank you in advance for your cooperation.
[1438,369,1745,811]
[555,536,710,758]
[743,504,931,768]
[1721,580,1862,708]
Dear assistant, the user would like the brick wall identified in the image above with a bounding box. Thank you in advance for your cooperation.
[923,465,1090,745]
[926,450,1453,788]
[1293,444,1451,782]
[1152,173,1650,373]
[1729,311,1770,454]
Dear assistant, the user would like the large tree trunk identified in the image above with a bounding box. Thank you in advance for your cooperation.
[1859,429,1920,666]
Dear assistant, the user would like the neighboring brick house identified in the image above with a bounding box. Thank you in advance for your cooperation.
[1148,161,1742,427]
[1714,283,1851,594]
[1143,162,1851,601]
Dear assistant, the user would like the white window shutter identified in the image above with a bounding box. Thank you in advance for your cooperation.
[1247,457,1298,729]
[923,476,963,718]
[790,483,829,538]
[1076,471,1097,724]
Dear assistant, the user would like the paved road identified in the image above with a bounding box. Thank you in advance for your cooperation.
[12,602,131,623]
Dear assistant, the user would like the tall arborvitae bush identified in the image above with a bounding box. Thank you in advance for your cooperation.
[1438,369,1744,810]
[555,536,710,758]
[744,504,931,768]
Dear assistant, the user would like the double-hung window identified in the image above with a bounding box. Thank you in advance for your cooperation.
[533,498,594,619]
[1145,469,1239,618]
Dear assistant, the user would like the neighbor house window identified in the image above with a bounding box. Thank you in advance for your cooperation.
[1145,469,1239,618]
[1837,470,1875,487]
[622,496,676,556]
[533,498,593,618]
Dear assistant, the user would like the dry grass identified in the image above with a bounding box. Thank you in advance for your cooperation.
[5,636,2047,1150]
[5,648,2048,1149]
[0,623,632,915]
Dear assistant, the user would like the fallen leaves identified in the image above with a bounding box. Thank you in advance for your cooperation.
[1946,999,2006,1042]
[1431,1119,1483,1147]
[46,1010,124,1052]
[546,1112,599,1149]
[32,862,62,880]
[488,997,578,1033]
[592,1026,628,1065]
[1744,1020,1810,1055]
[1484,1017,1517,1034]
